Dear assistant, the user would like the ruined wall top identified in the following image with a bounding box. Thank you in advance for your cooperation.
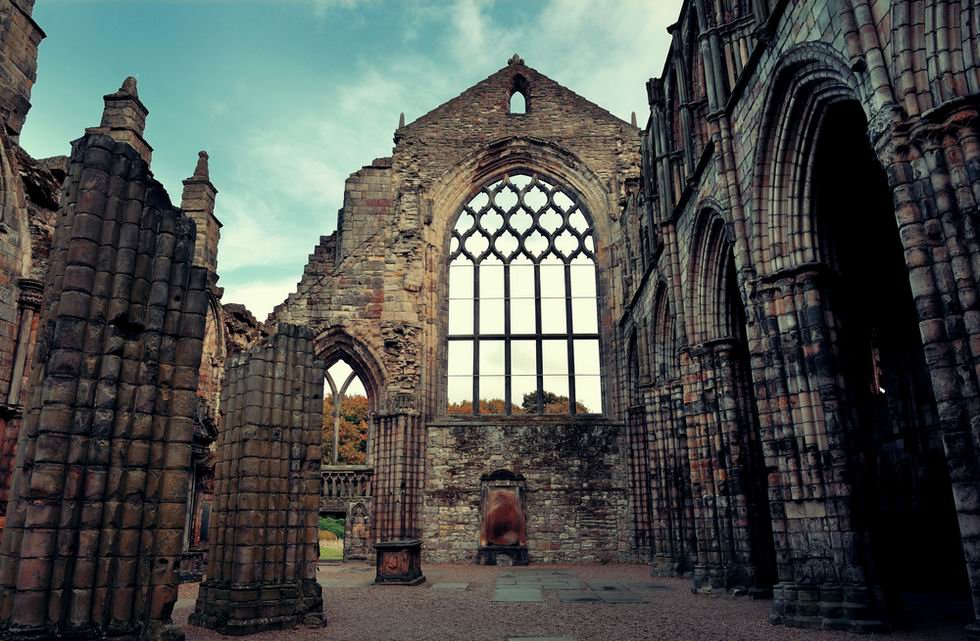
[0,0,44,137]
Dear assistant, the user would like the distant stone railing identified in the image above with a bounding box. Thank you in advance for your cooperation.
[321,465,373,513]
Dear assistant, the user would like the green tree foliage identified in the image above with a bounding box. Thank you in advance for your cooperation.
[318,515,346,540]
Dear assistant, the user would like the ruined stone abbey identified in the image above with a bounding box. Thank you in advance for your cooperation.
[0,0,979,638]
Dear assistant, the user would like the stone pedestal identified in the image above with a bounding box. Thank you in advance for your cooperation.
[375,539,425,585]
[476,545,529,566]
[770,582,887,633]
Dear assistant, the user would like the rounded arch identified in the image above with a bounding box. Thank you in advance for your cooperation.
[688,206,741,344]
[313,326,387,413]
[752,43,866,275]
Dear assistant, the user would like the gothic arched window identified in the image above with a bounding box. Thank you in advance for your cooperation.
[447,172,602,415]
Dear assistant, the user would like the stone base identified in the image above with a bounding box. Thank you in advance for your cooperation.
[189,579,324,635]
[965,622,980,640]
[375,539,425,585]
[476,545,529,566]
[692,563,771,596]
[651,553,692,577]
[769,582,887,633]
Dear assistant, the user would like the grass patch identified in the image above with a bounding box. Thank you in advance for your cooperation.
[320,539,343,561]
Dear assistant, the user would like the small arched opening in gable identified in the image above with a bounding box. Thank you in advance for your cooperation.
[508,75,530,115]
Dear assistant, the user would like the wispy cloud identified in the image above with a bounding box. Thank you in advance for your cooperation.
[212,0,675,319]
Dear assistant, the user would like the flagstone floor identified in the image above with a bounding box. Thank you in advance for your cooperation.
[175,563,966,641]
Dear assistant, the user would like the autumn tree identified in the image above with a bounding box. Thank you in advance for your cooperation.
[322,394,369,465]
[446,391,590,415]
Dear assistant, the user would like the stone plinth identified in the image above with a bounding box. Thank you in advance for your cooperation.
[375,539,425,585]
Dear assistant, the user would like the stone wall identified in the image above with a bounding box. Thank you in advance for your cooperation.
[618,0,980,635]
[424,417,633,564]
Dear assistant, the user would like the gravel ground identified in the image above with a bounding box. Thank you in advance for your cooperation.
[175,563,966,641]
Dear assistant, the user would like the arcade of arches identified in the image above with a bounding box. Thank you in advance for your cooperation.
[1,0,980,639]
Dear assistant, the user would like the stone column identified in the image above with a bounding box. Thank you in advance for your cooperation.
[190,324,323,634]
[0,278,42,521]
[648,381,695,576]
[884,104,980,638]
[372,409,425,585]
[749,266,886,633]
[684,339,774,595]
[626,403,653,559]
[0,129,209,641]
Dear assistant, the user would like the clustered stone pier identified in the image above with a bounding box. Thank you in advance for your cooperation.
[190,324,323,634]
[0,126,209,641]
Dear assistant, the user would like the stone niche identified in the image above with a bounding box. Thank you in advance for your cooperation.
[477,470,528,566]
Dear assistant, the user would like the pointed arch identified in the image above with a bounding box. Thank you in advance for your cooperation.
[508,74,530,114]
[314,326,387,413]
[651,280,679,382]
[752,43,865,275]
[689,206,741,344]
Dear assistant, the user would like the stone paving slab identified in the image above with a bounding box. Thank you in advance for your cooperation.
[557,590,601,603]
[597,591,647,603]
[507,638,577,641]
[493,588,544,602]
[430,582,469,590]
[586,581,627,592]
[629,581,674,591]
[538,580,585,589]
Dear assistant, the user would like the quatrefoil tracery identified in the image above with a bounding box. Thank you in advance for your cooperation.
[450,174,596,265]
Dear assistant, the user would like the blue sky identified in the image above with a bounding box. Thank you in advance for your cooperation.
[22,0,678,319]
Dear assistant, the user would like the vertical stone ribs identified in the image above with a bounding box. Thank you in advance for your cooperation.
[191,324,323,634]
[0,132,209,641]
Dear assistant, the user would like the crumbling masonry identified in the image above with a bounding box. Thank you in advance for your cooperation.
[0,111,209,640]
[1,0,980,639]
[191,324,323,634]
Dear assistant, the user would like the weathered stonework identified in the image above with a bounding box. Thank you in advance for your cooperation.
[190,324,323,634]
[0,0,977,638]
[617,0,980,636]
[424,417,632,564]
[0,125,209,641]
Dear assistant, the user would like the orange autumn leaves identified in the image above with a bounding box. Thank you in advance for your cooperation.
[322,394,369,465]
